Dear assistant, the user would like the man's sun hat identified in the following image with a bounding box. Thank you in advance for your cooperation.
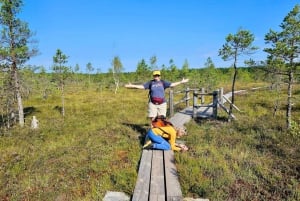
[153,70,161,76]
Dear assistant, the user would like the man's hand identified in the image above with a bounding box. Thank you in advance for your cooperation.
[125,83,144,89]
[125,83,132,88]
[181,78,189,84]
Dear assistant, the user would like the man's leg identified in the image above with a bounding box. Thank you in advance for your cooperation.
[146,129,171,150]
[157,102,167,117]
[148,102,158,126]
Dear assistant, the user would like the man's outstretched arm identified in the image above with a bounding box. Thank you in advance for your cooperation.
[125,83,145,89]
[170,78,189,87]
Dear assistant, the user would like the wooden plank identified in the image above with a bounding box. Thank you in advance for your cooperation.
[169,110,192,128]
[149,150,165,201]
[132,149,153,201]
[164,150,183,201]
[196,105,213,118]
[218,103,236,119]
[222,95,241,112]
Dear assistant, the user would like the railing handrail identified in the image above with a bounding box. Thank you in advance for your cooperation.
[169,87,222,118]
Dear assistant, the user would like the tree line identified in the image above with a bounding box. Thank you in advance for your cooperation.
[0,0,299,130]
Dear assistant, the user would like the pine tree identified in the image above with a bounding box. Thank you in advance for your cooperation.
[0,0,37,127]
[264,4,300,129]
[219,29,258,120]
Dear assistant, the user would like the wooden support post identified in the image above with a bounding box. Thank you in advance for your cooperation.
[185,87,189,107]
[193,91,198,118]
[213,91,218,118]
[169,90,174,117]
[201,87,205,104]
[219,87,224,105]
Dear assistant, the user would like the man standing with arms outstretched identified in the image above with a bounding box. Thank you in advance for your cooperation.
[125,70,189,122]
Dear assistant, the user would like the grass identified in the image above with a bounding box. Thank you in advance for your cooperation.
[1,86,149,200]
[176,87,300,200]
[0,82,300,201]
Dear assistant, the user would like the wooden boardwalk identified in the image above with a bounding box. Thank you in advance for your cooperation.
[169,90,247,128]
[132,106,214,200]
[132,150,183,201]
[169,105,214,128]
[132,89,250,201]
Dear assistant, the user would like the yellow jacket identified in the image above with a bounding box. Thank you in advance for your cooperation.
[152,126,180,151]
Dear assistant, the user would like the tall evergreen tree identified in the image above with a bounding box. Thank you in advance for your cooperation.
[219,29,258,120]
[150,55,157,71]
[181,59,189,78]
[264,4,300,129]
[203,57,218,91]
[52,49,70,117]
[0,0,37,127]
[169,59,179,80]
[136,59,150,81]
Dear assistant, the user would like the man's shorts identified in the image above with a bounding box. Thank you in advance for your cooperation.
[148,102,167,118]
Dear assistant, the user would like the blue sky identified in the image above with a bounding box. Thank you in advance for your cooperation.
[21,0,299,73]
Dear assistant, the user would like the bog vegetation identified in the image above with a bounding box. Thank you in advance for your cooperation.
[0,1,300,200]
[0,68,300,201]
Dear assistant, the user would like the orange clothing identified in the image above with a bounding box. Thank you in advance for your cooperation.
[152,126,180,151]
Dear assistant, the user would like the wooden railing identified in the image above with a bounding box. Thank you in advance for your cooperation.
[168,87,224,119]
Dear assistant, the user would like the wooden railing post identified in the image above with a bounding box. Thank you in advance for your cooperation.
[201,87,205,104]
[193,90,198,118]
[219,87,224,105]
[185,87,190,107]
[213,91,218,118]
[169,89,174,117]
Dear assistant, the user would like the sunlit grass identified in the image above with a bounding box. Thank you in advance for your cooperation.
[1,85,148,200]
[176,86,300,200]
[0,82,299,200]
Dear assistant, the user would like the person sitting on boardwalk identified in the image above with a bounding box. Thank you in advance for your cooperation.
[125,70,188,123]
[143,116,188,152]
